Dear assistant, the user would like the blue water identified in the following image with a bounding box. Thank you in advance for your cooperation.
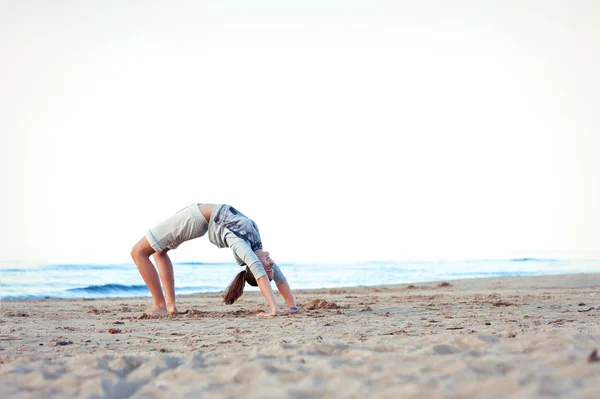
[1,258,599,300]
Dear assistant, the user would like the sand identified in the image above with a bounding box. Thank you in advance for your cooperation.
[2,273,600,398]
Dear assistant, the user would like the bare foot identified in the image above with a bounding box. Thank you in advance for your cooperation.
[257,311,280,317]
[168,306,178,316]
[145,306,169,317]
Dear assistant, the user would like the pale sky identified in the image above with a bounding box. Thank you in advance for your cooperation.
[1,1,599,265]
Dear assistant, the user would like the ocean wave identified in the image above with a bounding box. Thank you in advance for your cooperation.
[66,284,150,293]
[65,284,222,295]
[2,294,52,300]
[53,264,125,271]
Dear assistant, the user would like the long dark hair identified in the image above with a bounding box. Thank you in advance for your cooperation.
[223,267,257,305]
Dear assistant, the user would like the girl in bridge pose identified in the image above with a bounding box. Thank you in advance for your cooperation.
[131,203,297,317]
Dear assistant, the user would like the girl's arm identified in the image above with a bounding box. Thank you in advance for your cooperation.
[276,280,297,309]
[255,275,280,316]
[226,233,279,314]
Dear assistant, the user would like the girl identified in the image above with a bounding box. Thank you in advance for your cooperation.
[130,203,297,317]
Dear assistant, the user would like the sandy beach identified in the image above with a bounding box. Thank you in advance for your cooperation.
[2,273,600,398]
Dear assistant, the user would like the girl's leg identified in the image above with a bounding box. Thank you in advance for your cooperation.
[131,237,169,316]
[153,249,178,315]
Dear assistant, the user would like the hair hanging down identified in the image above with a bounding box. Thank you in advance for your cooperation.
[223,267,258,305]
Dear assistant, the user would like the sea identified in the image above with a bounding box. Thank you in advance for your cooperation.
[2,257,599,300]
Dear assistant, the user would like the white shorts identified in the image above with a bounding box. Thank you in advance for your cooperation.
[145,204,209,252]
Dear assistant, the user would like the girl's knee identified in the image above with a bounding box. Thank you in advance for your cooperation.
[131,238,154,259]
[130,244,142,259]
